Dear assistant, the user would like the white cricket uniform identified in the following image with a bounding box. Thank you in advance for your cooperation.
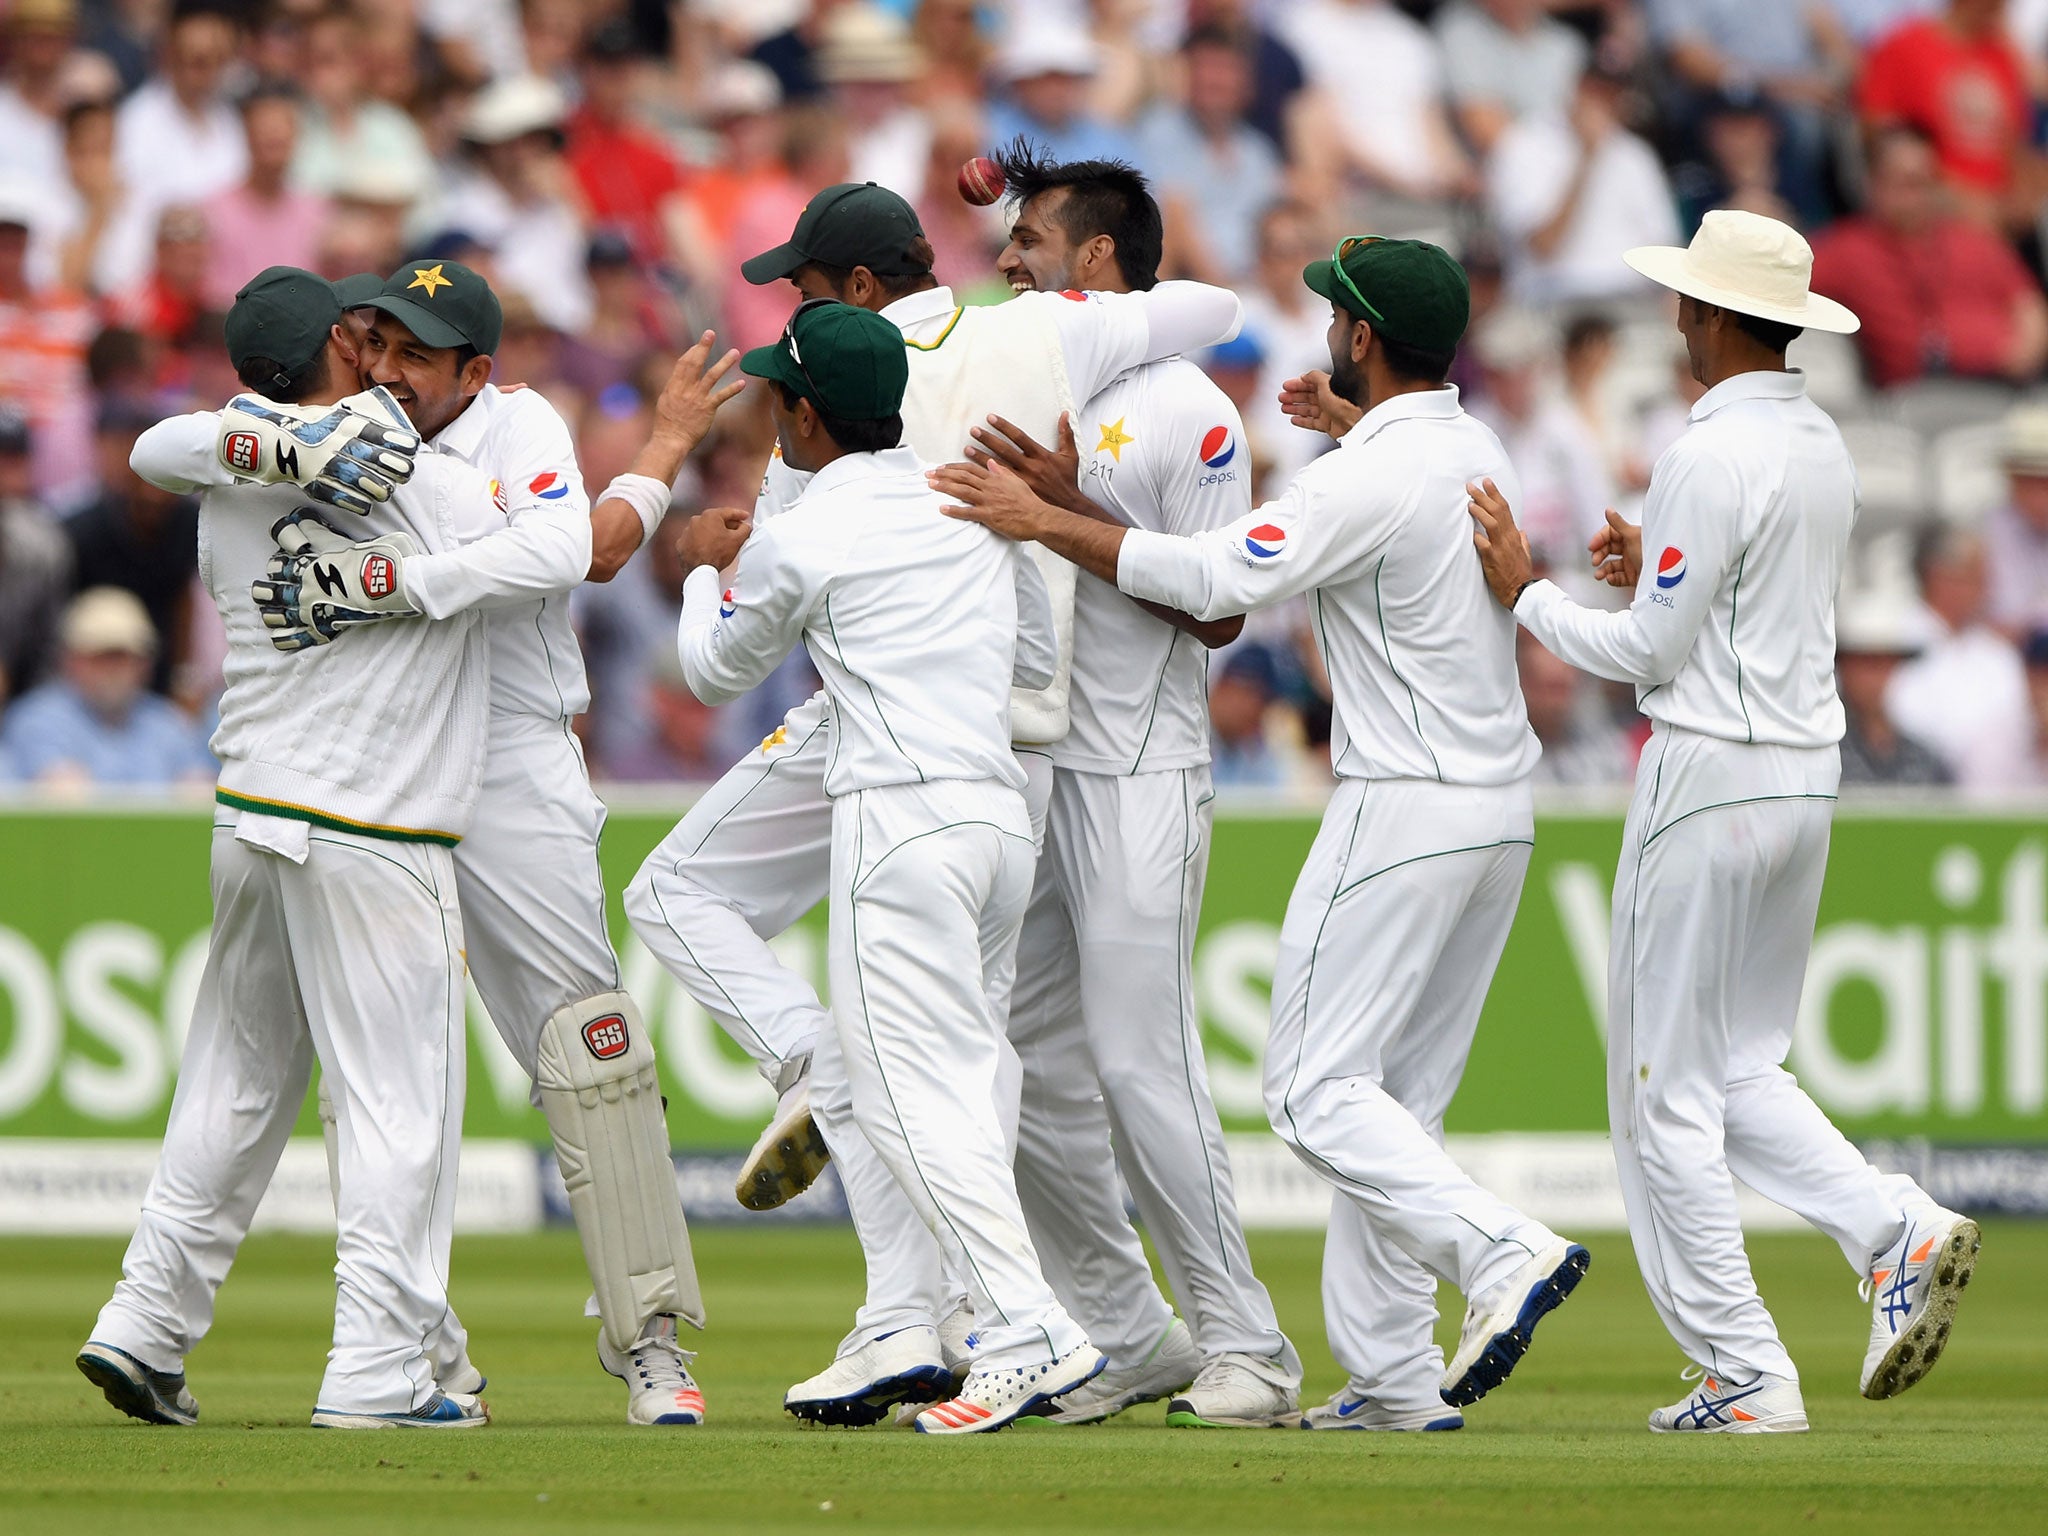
[1116,384,1561,1416]
[1514,369,1937,1383]
[1009,357,1295,1374]
[673,444,1084,1370]
[624,281,1246,1358]
[421,384,621,1078]
[96,400,498,1415]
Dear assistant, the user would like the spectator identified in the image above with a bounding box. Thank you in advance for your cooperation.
[1209,644,1285,789]
[1435,0,1590,155]
[293,4,435,211]
[0,183,96,510]
[1836,583,1953,785]
[109,204,213,348]
[440,75,593,333]
[1236,201,1337,490]
[1986,405,2048,638]
[556,232,670,400]
[719,103,850,352]
[912,0,994,113]
[44,97,156,299]
[1181,0,1307,156]
[1560,312,1646,497]
[986,21,1133,166]
[1673,89,1799,231]
[2025,628,2048,782]
[818,3,931,200]
[0,586,211,786]
[64,398,199,697]
[606,646,737,782]
[0,0,77,195]
[202,86,330,311]
[0,405,71,705]
[112,4,247,215]
[576,507,688,774]
[1282,0,1473,207]
[1809,127,2048,388]
[913,101,1004,296]
[1649,0,1846,225]
[1488,63,1682,306]
[1135,26,1284,283]
[565,20,692,269]
[1519,630,1637,785]
[1887,527,2033,790]
[1858,0,2036,226]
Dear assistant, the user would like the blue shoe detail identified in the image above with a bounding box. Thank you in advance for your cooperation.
[786,1364,955,1427]
[1441,1243,1591,1408]
[76,1342,197,1426]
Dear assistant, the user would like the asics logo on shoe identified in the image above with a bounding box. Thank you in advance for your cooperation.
[1674,1381,1767,1429]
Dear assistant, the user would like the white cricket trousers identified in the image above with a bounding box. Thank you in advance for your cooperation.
[456,711,622,1077]
[830,776,1088,1370]
[93,817,467,1415]
[1009,764,1293,1369]
[1265,775,1557,1414]
[626,702,1168,1361]
[1610,727,1929,1384]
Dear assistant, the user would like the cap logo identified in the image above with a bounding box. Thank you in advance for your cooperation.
[408,264,453,298]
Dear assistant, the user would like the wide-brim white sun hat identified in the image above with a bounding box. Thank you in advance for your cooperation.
[1625,209,1860,335]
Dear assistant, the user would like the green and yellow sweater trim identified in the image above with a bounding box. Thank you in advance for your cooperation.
[215,789,462,847]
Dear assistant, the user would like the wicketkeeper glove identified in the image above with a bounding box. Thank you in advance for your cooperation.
[217,389,423,517]
[252,509,422,652]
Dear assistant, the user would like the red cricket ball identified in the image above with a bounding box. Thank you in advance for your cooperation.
[957,156,1006,207]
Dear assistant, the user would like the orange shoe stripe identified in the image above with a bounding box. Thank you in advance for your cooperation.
[1908,1239,1935,1263]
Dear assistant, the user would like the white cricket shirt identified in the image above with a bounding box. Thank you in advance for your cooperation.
[1054,357,1253,776]
[678,446,1056,797]
[1117,385,1541,787]
[1515,370,1853,750]
[411,383,594,721]
[135,396,499,841]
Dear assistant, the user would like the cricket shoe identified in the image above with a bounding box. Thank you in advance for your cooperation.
[938,1301,976,1384]
[439,1356,486,1395]
[310,1391,489,1429]
[1300,1390,1464,1432]
[597,1313,706,1425]
[914,1344,1106,1435]
[76,1341,198,1426]
[1441,1237,1590,1406]
[735,1070,830,1211]
[785,1327,952,1427]
[1648,1369,1807,1434]
[1164,1351,1300,1428]
[1024,1317,1201,1424]
[1860,1208,1981,1400]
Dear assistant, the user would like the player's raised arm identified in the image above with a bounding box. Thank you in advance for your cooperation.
[1037,281,1244,405]
[673,513,818,706]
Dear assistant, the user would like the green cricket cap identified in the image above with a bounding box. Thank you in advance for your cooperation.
[224,266,343,378]
[1304,236,1470,353]
[741,300,908,422]
[740,182,930,285]
[332,271,383,309]
[360,258,503,354]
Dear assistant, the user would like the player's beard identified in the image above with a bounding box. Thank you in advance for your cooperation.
[1329,348,1365,406]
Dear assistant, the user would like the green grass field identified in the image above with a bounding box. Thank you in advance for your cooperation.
[4,1223,2044,1535]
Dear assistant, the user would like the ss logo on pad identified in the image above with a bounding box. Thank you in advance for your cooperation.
[224,432,260,472]
[583,1015,630,1059]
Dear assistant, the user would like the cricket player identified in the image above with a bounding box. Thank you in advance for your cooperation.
[622,184,1245,1420]
[1467,210,1979,1433]
[937,235,1591,1432]
[143,260,742,1426]
[666,298,1103,1434]
[956,144,1300,1428]
[77,268,501,1428]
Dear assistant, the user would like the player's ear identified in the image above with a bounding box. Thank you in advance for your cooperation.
[460,350,494,397]
[1351,317,1372,366]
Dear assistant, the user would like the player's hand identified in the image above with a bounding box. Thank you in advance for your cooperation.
[252,509,422,651]
[678,506,751,573]
[967,412,1092,515]
[929,459,1050,542]
[1588,507,1642,589]
[650,332,745,452]
[1467,477,1536,611]
[1278,370,1363,440]
[218,395,423,517]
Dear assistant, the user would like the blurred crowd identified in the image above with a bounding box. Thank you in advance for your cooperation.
[2,0,2047,795]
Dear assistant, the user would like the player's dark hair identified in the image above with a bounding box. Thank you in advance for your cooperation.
[772,382,904,454]
[994,138,1162,291]
[236,347,331,404]
[452,343,482,371]
[801,237,938,303]
[1374,332,1458,387]
[1730,309,1802,354]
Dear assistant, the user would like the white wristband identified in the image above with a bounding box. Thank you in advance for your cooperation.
[602,472,672,546]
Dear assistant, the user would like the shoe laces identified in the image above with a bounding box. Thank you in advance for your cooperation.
[1194,1356,1272,1395]
[1677,1364,1706,1388]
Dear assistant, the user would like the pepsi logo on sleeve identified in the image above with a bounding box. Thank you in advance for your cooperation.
[528,471,571,500]
[1242,523,1287,560]
[719,588,737,619]
[1655,547,1686,588]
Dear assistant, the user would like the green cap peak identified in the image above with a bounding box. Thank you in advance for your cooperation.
[741,299,908,422]
[1304,236,1470,354]
[741,182,929,286]
[359,258,503,354]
